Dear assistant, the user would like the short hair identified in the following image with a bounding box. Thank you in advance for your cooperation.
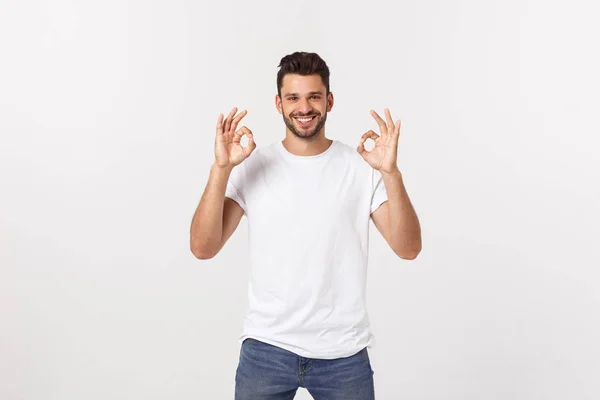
[276,52,330,96]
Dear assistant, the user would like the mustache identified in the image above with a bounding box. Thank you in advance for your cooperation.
[291,113,320,117]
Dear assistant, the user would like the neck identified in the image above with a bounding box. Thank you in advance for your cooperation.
[282,129,332,157]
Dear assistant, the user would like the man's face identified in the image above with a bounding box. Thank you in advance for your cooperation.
[276,74,334,140]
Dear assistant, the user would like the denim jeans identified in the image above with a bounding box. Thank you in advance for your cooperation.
[234,338,375,399]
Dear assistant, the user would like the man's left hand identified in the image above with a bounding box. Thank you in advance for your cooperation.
[357,108,401,174]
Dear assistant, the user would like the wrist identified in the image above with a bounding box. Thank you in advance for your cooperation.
[211,163,234,175]
[381,167,401,178]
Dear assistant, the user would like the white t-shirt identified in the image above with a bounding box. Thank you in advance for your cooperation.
[224,139,388,359]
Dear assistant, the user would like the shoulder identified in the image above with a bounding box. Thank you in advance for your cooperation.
[232,141,279,177]
[247,141,281,167]
[332,140,384,190]
[332,140,360,159]
[332,140,377,174]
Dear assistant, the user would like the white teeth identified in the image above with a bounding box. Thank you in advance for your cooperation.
[295,117,314,123]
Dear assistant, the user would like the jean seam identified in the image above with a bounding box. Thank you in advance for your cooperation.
[297,356,303,386]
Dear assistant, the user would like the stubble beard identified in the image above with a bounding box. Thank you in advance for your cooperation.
[282,106,328,141]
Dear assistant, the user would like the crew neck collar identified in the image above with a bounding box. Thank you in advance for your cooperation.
[277,140,338,161]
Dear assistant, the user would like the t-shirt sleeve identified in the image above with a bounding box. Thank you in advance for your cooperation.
[370,169,388,214]
[224,164,248,214]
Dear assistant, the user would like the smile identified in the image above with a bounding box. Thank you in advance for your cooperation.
[293,116,316,126]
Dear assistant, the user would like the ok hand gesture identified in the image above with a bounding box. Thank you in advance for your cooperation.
[214,107,256,168]
[357,108,401,174]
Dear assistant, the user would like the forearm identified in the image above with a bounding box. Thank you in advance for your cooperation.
[381,169,422,258]
[190,164,233,258]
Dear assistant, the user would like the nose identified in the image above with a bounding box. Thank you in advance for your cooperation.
[297,98,313,115]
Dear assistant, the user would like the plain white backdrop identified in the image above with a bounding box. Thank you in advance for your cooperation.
[1,0,599,399]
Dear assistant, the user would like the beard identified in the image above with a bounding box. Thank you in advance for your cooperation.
[282,108,328,141]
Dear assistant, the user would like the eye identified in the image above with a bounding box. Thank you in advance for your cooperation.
[311,95,320,100]
[288,97,297,101]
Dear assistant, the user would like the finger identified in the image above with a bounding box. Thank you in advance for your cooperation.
[357,137,372,157]
[230,109,247,134]
[357,141,365,155]
[370,109,388,135]
[357,130,379,153]
[360,129,380,142]
[244,132,257,156]
[395,119,402,137]
[384,108,395,134]
[216,114,224,136]
[224,107,238,133]
[233,126,252,144]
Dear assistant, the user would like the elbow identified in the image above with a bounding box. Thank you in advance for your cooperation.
[190,235,220,260]
[190,243,216,260]
[395,243,422,261]
[192,250,215,260]
[398,251,419,260]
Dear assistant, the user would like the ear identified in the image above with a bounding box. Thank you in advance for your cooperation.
[326,92,334,112]
[275,94,283,114]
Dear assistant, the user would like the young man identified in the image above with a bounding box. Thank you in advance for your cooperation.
[190,52,422,399]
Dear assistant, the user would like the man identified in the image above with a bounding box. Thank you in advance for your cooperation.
[190,52,421,399]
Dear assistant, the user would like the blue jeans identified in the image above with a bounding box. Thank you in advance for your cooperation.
[235,338,375,399]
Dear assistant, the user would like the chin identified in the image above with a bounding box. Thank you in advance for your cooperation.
[294,127,320,139]
[284,114,326,140]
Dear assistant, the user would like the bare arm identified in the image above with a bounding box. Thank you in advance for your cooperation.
[190,164,245,259]
[358,108,421,260]
[371,170,422,260]
[189,107,255,260]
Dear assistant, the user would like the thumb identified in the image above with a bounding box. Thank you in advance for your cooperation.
[356,140,368,159]
[242,132,256,158]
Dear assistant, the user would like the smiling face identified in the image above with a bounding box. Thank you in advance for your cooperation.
[276,74,334,140]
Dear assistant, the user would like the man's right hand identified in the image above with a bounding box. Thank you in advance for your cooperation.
[214,107,256,169]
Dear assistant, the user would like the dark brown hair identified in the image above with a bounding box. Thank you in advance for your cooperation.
[276,52,330,96]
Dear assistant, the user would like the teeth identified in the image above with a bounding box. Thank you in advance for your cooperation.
[295,117,313,123]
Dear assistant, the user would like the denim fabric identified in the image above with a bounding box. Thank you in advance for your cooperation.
[235,338,375,399]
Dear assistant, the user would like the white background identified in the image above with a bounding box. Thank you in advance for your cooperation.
[1,0,599,399]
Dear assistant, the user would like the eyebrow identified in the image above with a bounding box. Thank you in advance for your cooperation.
[284,91,324,97]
